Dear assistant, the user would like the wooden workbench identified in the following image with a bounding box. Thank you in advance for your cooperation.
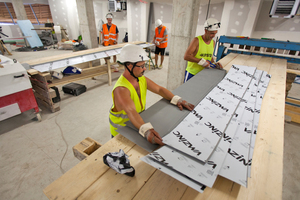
[25,41,147,112]
[43,53,286,199]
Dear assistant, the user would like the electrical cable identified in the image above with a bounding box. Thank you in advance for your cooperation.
[54,110,69,174]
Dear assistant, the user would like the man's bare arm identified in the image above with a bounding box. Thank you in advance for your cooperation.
[184,37,200,63]
[113,87,145,129]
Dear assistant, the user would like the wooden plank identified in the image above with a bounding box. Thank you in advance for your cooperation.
[34,93,60,113]
[24,41,144,66]
[287,62,300,70]
[223,54,259,71]
[49,88,57,99]
[43,134,136,200]
[286,97,300,105]
[235,58,286,200]
[31,74,49,91]
[132,170,188,200]
[181,176,238,200]
[27,68,39,75]
[218,53,239,68]
[286,68,300,75]
[78,145,157,200]
[285,110,300,124]
[285,104,300,113]
[32,84,52,101]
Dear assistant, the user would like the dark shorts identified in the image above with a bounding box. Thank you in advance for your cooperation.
[184,70,194,83]
[155,47,166,56]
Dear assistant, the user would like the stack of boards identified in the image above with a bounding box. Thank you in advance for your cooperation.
[141,65,271,193]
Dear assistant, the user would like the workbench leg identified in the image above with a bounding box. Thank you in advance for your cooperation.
[107,59,112,86]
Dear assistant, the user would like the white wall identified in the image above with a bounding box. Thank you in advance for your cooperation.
[253,0,300,42]
[0,0,48,3]
[48,0,80,40]
[2,0,299,46]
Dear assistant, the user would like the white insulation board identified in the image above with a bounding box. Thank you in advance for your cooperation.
[162,65,256,162]
[141,65,272,190]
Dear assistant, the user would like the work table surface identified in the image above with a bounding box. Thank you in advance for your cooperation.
[43,53,286,199]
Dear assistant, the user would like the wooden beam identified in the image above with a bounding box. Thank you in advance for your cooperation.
[287,68,300,75]
[285,110,300,124]
[286,97,300,105]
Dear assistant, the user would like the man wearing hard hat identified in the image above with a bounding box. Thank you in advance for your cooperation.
[152,19,168,69]
[109,44,194,145]
[183,18,223,83]
[101,13,119,71]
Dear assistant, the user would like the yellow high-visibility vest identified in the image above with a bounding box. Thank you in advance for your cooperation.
[109,75,147,136]
[186,35,214,75]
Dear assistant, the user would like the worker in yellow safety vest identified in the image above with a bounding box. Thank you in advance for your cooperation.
[152,19,168,69]
[101,13,119,71]
[109,44,194,145]
[183,18,223,83]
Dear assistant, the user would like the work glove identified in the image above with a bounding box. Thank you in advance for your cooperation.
[139,123,164,146]
[198,58,210,68]
[171,95,195,111]
[155,41,160,46]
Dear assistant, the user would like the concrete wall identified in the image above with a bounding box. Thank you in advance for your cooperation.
[1,0,299,44]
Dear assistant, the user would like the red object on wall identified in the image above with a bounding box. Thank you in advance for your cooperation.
[0,88,39,113]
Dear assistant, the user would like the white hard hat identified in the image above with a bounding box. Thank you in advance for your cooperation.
[118,44,149,64]
[155,19,162,27]
[204,18,220,31]
[106,13,114,19]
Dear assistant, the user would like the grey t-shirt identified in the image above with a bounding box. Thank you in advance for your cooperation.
[158,26,168,36]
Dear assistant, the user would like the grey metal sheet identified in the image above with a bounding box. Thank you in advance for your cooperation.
[141,155,206,193]
[118,68,226,152]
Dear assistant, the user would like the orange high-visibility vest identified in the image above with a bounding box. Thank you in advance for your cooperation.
[155,26,168,48]
[102,24,117,46]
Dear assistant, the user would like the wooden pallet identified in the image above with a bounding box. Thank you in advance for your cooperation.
[30,73,60,113]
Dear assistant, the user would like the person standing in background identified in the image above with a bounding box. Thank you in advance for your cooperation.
[102,13,119,72]
[152,19,168,69]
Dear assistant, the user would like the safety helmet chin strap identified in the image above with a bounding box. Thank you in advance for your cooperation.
[124,62,139,82]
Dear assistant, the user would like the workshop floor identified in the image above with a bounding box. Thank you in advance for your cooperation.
[0,47,299,200]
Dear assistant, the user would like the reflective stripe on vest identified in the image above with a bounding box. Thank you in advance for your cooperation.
[109,75,147,136]
[186,35,214,75]
[103,24,117,46]
[155,26,168,48]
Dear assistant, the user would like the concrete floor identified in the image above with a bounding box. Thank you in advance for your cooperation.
[0,46,299,199]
